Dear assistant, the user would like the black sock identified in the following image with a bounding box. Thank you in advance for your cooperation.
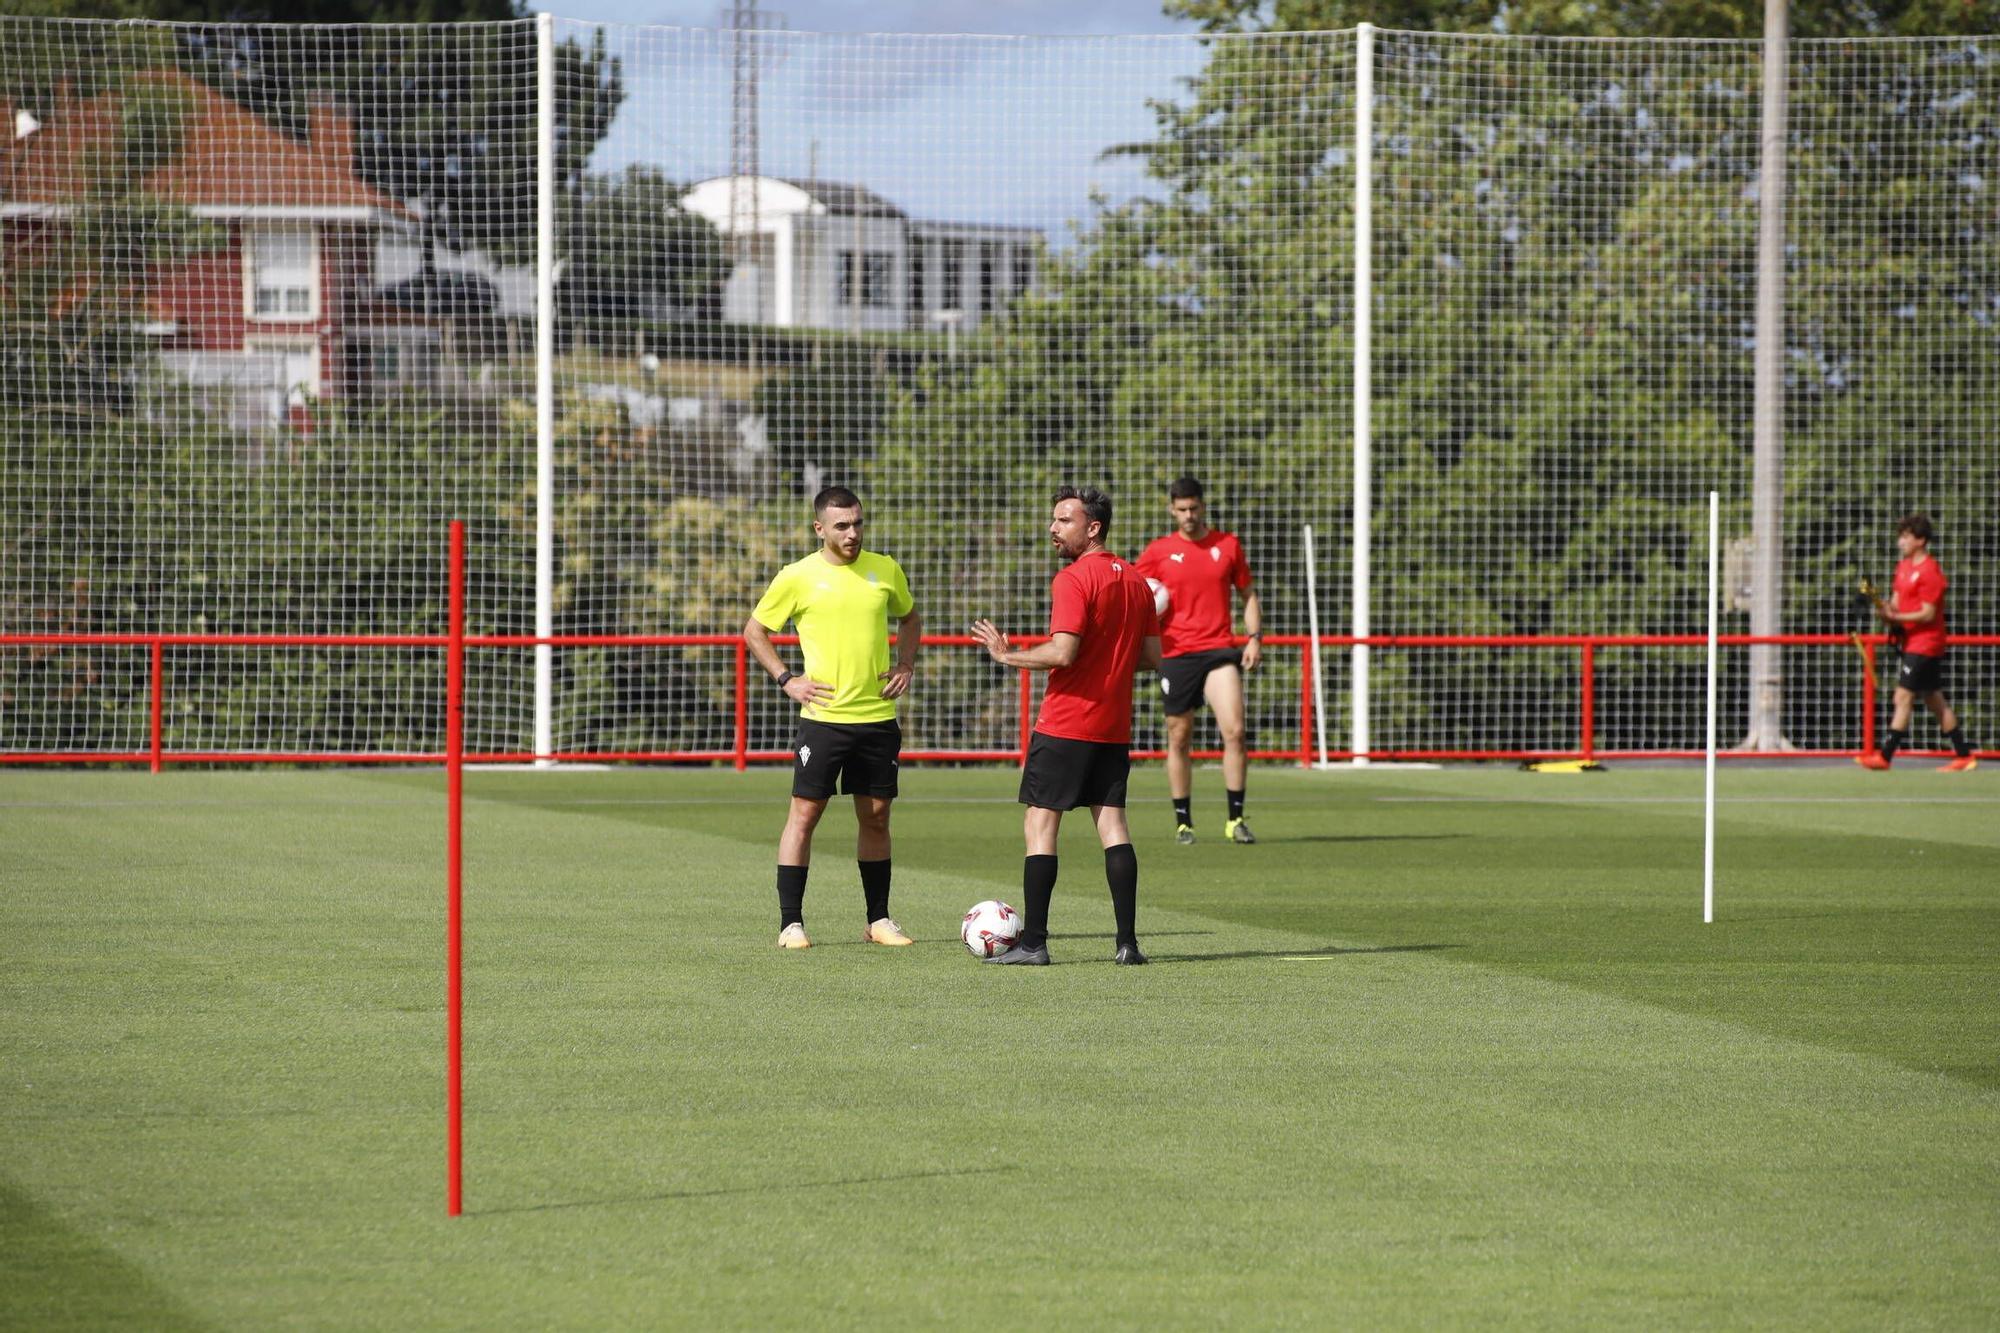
[1104,843,1138,947]
[1882,729,1907,762]
[1943,725,1974,758]
[859,858,891,923]
[1021,854,1058,949]
[776,864,808,929]
[1226,788,1245,821]
[1172,797,1192,829]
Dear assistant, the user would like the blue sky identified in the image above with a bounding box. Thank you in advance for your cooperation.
[541,1,1213,242]
[543,1,1198,38]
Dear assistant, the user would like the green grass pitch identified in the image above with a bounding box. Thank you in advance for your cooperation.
[3,764,1997,1327]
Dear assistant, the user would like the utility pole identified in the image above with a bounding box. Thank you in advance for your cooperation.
[724,0,785,345]
[726,0,763,276]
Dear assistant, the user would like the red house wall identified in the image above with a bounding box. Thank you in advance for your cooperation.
[147,222,358,403]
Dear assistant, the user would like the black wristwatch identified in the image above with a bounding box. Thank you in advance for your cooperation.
[776,670,796,689]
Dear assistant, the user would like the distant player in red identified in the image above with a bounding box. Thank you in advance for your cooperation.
[1137,477,1263,845]
[1856,513,1977,772]
[970,486,1162,966]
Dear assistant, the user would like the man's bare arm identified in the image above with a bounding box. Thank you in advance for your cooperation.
[970,620,1079,671]
[880,610,922,699]
[744,616,834,707]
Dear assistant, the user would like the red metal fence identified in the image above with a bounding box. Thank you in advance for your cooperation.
[5,629,1993,769]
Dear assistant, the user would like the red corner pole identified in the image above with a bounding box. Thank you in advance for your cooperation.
[445,521,465,1217]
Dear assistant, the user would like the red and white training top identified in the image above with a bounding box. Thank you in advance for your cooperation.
[1893,554,1949,658]
[1136,529,1253,657]
[1034,550,1161,746]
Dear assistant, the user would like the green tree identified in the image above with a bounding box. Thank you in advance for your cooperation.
[0,65,222,423]
[558,166,729,340]
[3,8,626,273]
[755,342,894,485]
[1166,0,2000,38]
[876,11,1997,751]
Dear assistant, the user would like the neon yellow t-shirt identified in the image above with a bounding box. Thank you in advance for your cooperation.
[752,550,914,723]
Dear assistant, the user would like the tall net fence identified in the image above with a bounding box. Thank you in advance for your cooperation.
[2,17,1994,762]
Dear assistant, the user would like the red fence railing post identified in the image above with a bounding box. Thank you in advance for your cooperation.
[149,639,164,774]
[1299,640,1313,767]
[1862,639,1877,755]
[1017,669,1032,764]
[734,641,749,772]
[1580,640,1595,761]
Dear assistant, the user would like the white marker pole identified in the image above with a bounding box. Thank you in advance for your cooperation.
[533,12,557,769]
[1704,490,1719,924]
[1303,524,1333,769]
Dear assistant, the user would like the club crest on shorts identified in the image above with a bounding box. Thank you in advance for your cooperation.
[798,744,812,766]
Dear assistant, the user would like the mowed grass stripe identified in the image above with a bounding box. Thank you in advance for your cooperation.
[454,765,1998,1088]
[3,770,1997,1327]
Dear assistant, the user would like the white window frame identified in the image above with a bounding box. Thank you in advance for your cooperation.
[861,251,893,309]
[244,225,319,323]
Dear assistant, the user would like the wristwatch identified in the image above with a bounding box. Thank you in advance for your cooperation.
[776,670,796,689]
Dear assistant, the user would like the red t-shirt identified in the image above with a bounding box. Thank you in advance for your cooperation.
[1136,530,1253,657]
[1034,550,1160,745]
[1893,554,1948,657]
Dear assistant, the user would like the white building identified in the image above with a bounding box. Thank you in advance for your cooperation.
[680,176,1040,334]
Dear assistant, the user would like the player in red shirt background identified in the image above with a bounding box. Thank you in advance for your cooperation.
[1856,513,1977,772]
[1137,477,1264,844]
[971,486,1163,966]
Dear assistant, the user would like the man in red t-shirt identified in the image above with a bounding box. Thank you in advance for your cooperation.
[971,486,1163,965]
[1137,476,1264,845]
[1856,513,1977,772]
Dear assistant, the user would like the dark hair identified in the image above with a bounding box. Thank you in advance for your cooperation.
[1167,476,1204,501]
[1053,484,1112,538]
[1897,513,1933,544]
[814,485,862,515]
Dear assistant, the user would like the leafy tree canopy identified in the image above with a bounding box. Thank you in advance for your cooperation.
[1166,0,2000,38]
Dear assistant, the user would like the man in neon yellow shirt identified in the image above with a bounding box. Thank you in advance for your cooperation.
[745,486,922,949]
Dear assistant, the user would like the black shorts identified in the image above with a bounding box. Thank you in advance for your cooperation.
[1896,652,1947,696]
[1018,731,1131,811]
[1158,648,1244,717]
[791,719,901,800]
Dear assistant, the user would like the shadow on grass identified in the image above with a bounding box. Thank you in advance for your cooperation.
[473,1165,1018,1217]
[1277,834,1470,845]
[0,1177,212,1330]
[1149,942,1461,965]
[804,929,1215,951]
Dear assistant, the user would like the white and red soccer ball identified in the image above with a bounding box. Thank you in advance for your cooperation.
[960,900,1021,958]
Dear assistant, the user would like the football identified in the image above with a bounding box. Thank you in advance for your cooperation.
[961,899,1021,958]
[1146,577,1170,618]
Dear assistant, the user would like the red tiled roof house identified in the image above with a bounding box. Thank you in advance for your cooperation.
[1,70,430,427]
